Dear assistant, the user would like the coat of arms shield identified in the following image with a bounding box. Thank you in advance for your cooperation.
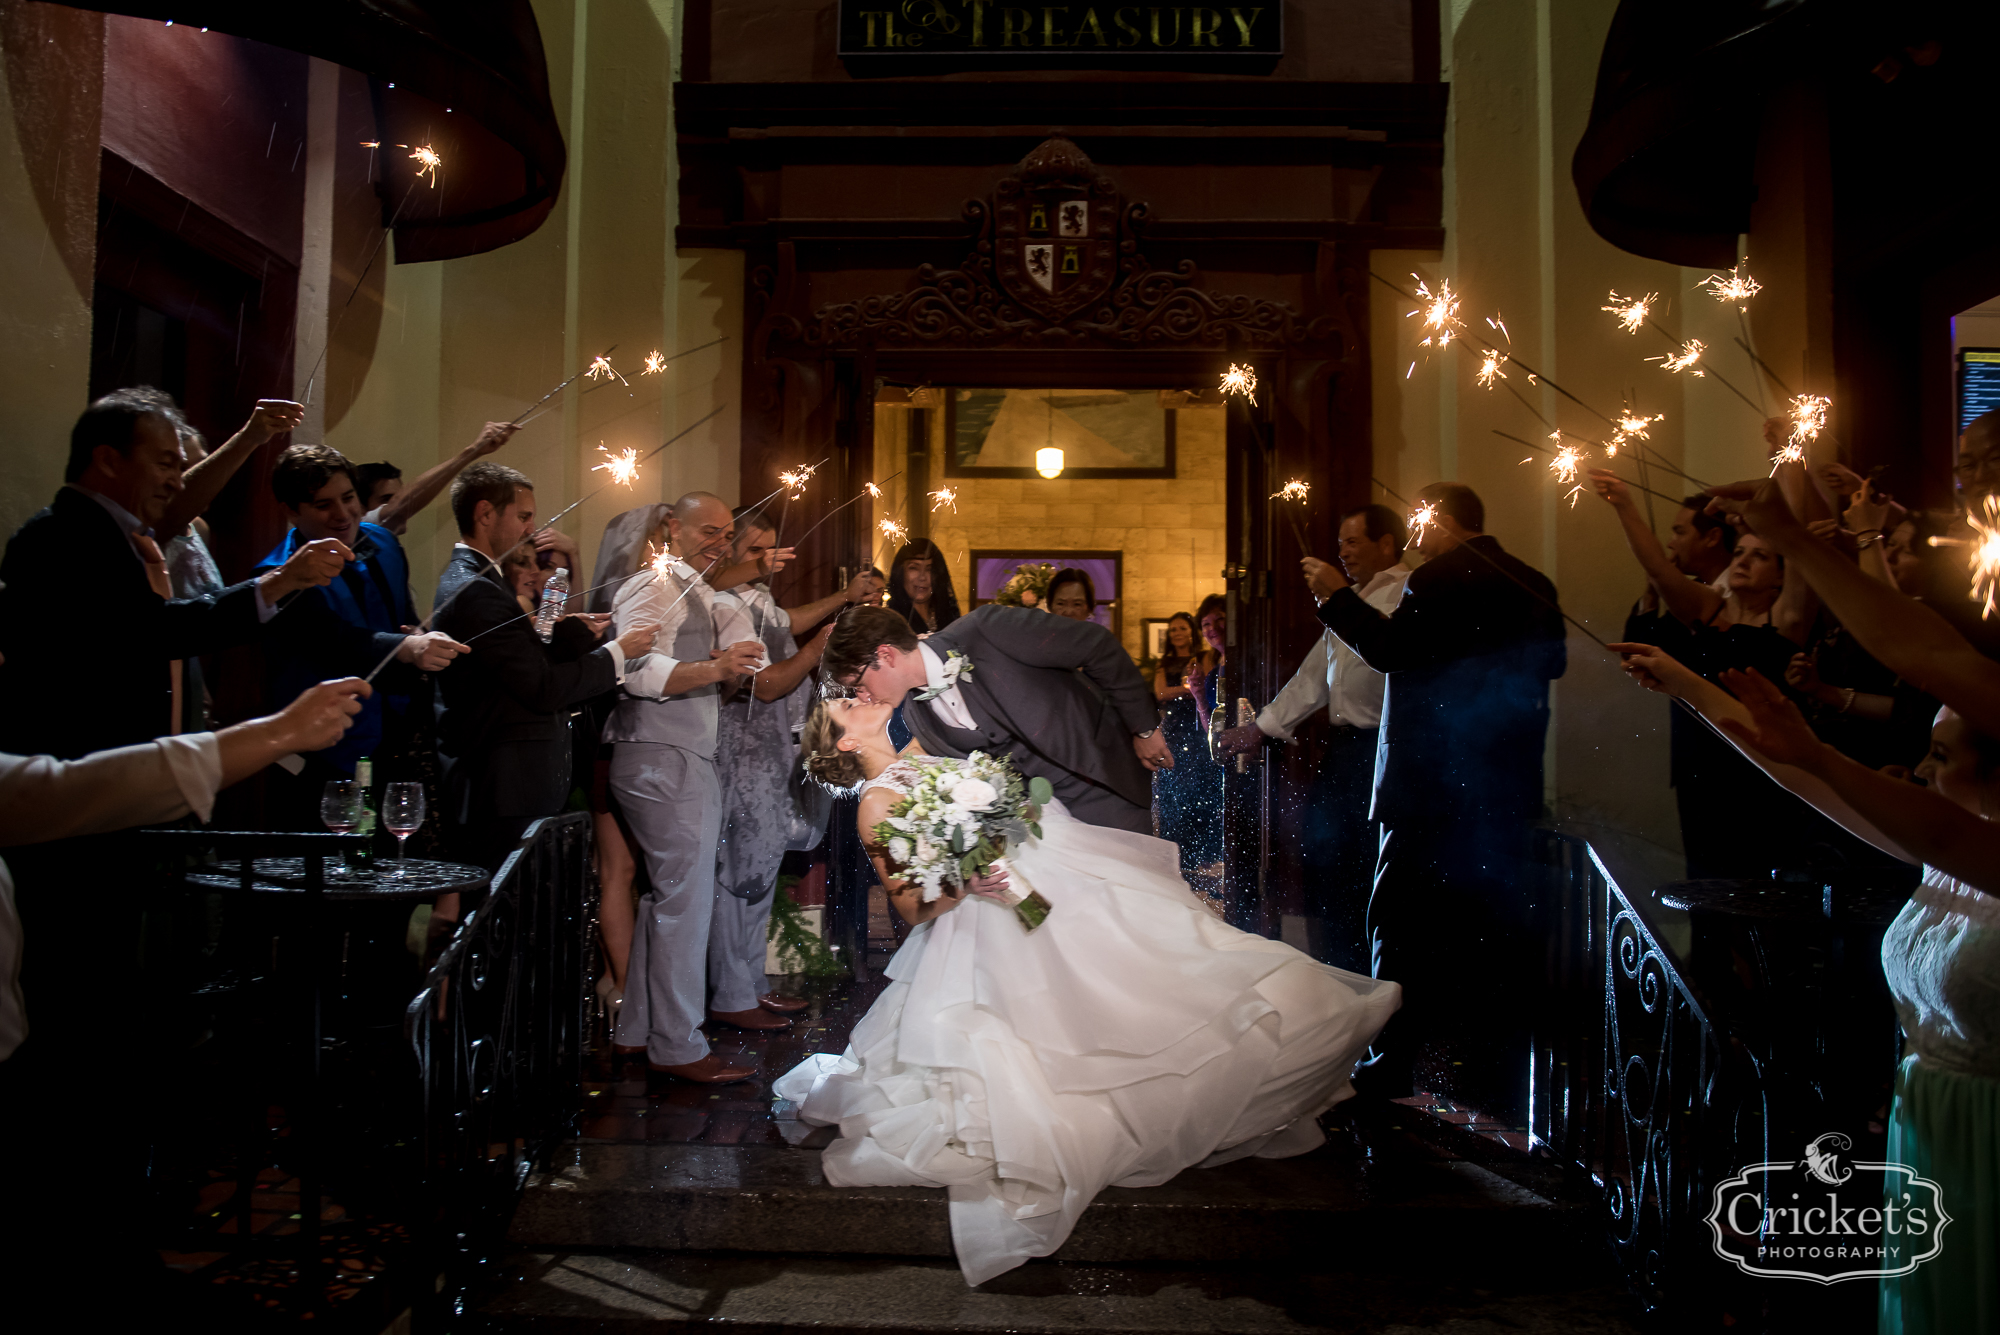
[994,140,1116,321]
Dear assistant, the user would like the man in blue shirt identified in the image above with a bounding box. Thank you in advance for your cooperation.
[256,444,467,825]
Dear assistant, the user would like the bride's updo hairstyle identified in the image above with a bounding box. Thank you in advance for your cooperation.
[801,698,866,790]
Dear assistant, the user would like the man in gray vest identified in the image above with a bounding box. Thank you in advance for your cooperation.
[821,603,1172,836]
[607,492,765,1084]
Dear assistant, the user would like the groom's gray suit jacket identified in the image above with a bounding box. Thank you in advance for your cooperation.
[906,605,1157,836]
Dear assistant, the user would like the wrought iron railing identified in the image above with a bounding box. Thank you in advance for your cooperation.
[406,811,597,1316]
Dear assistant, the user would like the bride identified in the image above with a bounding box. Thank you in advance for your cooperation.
[772,695,1402,1285]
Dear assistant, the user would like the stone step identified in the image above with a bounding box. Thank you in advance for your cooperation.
[507,1137,1600,1272]
[474,1251,1646,1334]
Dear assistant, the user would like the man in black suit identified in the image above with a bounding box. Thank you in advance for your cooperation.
[430,463,655,900]
[820,602,1171,836]
[0,389,348,759]
[1308,482,1567,1114]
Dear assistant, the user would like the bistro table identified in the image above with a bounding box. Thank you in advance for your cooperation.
[185,854,486,900]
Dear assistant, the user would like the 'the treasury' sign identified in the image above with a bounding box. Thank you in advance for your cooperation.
[837,2,1282,60]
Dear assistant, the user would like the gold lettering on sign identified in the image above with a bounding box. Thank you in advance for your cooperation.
[1188,6,1220,45]
[972,0,993,45]
[1228,5,1262,45]
[1074,7,1108,43]
[1002,6,1035,43]
[1043,5,1068,45]
[1149,6,1180,46]
[860,9,886,45]
[1113,7,1142,45]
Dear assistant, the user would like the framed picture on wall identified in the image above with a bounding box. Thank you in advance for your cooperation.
[944,388,1176,479]
[1141,618,1173,662]
[971,550,1123,641]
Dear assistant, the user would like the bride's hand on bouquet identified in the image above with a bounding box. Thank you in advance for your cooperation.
[965,866,1012,904]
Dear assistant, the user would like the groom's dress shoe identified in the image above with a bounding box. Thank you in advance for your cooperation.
[708,1006,791,1031]
[758,992,809,1014]
[648,1054,755,1083]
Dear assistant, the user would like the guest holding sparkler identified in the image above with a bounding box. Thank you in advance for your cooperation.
[604,492,767,1082]
[255,445,469,830]
[1215,505,1412,970]
[354,419,519,535]
[1305,482,1566,1114]
[431,462,652,910]
[886,537,961,635]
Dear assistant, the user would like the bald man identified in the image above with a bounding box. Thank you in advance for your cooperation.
[605,492,768,1083]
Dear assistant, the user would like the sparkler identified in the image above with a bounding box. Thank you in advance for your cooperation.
[1549,444,1589,506]
[1602,290,1657,335]
[928,487,959,514]
[1409,276,1464,348]
[879,518,907,546]
[790,473,904,547]
[1486,314,1511,344]
[779,464,819,499]
[642,350,668,376]
[409,144,442,187]
[1971,496,2000,620]
[513,336,731,428]
[1476,349,1510,388]
[1220,363,1259,404]
[1607,411,1665,458]
[1269,479,1312,553]
[1649,339,1706,376]
[1407,501,1441,550]
[593,444,641,488]
[1775,393,1832,472]
[1698,261,1763,305]
[866,482,882,498]
[586,354,629,386]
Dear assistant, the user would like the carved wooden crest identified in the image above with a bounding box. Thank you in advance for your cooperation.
[753,137,1338,355]
[993,138,1118,322]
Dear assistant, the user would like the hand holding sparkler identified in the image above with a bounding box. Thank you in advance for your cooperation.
[239,399,308,445]
[1606,641,1706,701]
[263,537,354,598]
[394,629,472,673]
[1301,556,1348,601]
[1705,476,1803,543]
[470,421,520,457]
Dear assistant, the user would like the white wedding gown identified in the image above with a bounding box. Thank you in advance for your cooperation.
[771,757,1402,1285]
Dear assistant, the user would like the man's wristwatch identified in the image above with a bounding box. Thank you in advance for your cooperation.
[1135,727,1158,740]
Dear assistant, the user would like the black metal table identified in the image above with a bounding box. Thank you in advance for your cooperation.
[186,855,486,900]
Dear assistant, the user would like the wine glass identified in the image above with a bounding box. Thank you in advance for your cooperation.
[383,782,426,875]
[320,779,363,835]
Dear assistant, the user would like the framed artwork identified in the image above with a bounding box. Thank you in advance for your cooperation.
[944,388,1176,479]
[971,550,1122,640]
[1141,618,1173,662]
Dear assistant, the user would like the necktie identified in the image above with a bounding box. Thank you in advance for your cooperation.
[131,533,183,736]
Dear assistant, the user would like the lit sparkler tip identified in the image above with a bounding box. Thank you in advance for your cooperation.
[1787,393,1831,446]
[1270,479,1311,503]
[1476,349,1509,389]
[359,140,382,148]
[1549,445,1586,488]
[409,143,442,186]
[779,462,821,499]
[586,354,629,385]
[879,518,907,545]
[1650,339,1706,375]
[647,542,676,580]
[1486,313,1511,344]
[593,444,641,488]
[641,350,667,376]
[1407,501,1441,546]
[864,482,882,498]
[1601,289,1657,335]
[1411,278,1464,348]
[1970,496,2000,620]
[928,486,959,514]
[1219,363,1259,404]
[1698,260,1763,306]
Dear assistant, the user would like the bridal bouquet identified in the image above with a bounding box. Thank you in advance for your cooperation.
[871,753,1055,930]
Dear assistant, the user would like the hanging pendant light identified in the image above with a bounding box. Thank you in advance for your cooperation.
[1036,447,1065,478]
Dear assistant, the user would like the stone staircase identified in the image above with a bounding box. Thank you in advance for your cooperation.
[470,1104,1645,1334]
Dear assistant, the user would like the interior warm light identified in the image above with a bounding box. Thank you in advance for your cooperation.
[1036,448,1065,479]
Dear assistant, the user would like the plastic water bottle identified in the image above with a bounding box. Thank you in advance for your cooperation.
[535,567,569,642]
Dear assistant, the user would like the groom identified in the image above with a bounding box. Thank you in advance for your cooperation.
[821,604,1172,835]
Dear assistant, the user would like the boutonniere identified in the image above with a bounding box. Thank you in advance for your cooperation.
[913,650,973,702]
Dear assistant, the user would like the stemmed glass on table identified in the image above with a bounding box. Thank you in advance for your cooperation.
[383,782,425,876]
[320,779,363,835]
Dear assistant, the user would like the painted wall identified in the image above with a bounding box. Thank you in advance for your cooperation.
[881,398,1227,662]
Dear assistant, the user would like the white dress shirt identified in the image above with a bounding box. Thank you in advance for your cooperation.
[615,555,758,700]
[1256,564,1412,738]
[917,641,979,731]
[0,733,223,1061]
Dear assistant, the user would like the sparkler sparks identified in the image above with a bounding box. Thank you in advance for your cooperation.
[1476,349,1510,388]
[1607,411,1665,457]
[779,463,820,499]
[864,482,882,498]
[1971,496,2000,620]
[1601,290,1657,335]
[648,543,677,580]
[1698,261,1763,305]
[1649,339,1707,376]
[879,518,908,547]
[1486,314,1511,344]
[409,144,442,187]
[1407,501,1441,547]
[1219,363,1259,404]
[586,355,628,385]
[642,350,667,376]
[1549,445,1589,506]
[1409,276,1463,348]
[1271,479,1311,503]
[593,445,640,488]
[928,487,959,514]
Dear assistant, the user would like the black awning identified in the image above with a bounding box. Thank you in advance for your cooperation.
[57,0,564,261]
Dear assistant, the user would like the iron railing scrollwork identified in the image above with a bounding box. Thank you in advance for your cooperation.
[406,812,597,1314]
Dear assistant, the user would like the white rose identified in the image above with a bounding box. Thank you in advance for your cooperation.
[888,837,912,864]
[949,777,999,812]
[933,770,961,794]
